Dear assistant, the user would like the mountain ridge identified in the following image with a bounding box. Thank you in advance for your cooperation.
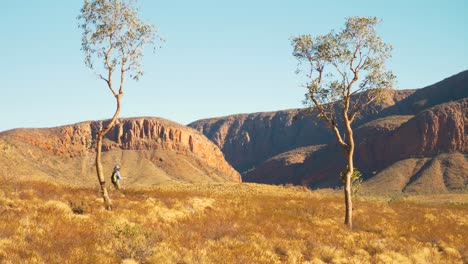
[191,70,468,193]
[189,89,416,172]
[0,117,241,187]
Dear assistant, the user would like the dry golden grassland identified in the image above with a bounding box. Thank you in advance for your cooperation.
[0,181,466,263]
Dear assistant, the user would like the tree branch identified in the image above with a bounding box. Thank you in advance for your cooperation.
[356,48,371,72]
[350,42,361,74]
[355,51,364,72]
[332,125,348,151]
[342,69,359,125]
[349,95,378,122]
[119,51,126,95]
[99,74,109,84]
[309,96,347,150]
[332,61,346,81]
[103,40,117,96]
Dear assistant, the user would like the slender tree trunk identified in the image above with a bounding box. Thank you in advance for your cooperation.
[344,119,355,229]
[95,94,122,211]
[344,155,353,229]
[96,131,112,210]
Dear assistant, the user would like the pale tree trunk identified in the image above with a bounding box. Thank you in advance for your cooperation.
[344,155,353,229]
[95,94,122,211]
[343,119,355,229]
[96,131,112,210]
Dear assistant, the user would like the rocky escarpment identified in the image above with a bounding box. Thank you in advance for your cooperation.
[189,111,332,173]
[356,98,467,171]
[189,90,414,173]
[379,70,468,117]
[237,71,468,193]
[243,145,325,184]
[0,117,241,186]
[245,99,467,192]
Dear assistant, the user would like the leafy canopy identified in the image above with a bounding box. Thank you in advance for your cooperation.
[292,17,395,125]
[78,0,156,85]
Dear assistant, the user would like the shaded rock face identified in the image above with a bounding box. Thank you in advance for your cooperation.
[189,90,414,173]
[245,98,467,193]
[243,145,325,185]
[244,143,351,188]
[193,70,467,193]
[379,70,468,117]
[0,117,241,185]
[190,111,332,172]
[356,98,467,172]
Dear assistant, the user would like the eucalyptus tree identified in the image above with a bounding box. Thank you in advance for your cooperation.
[291,17,395,229]
[78,0,157,210]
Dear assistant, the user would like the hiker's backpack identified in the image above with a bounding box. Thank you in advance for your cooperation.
[111,171,118,183]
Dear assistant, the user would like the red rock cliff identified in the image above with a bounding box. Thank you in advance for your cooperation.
[1,117,241,183]
[245,99,467,191]
[357,98,467,170]
[189,90,414,172]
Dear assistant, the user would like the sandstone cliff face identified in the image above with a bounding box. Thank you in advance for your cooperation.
[0,117,241,185]
[245,99,467,192]
[356,98,467,171]
[379,70,468,117]
[230,71,468,193]
[190,90,414,173]
[243,145,325,184]
[190,111,332,172]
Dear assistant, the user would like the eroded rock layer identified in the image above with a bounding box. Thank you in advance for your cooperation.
[0,117,241,186]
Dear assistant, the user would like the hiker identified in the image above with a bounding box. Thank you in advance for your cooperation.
[111,165,123,190]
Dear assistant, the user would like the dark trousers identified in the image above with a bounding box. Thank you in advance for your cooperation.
[112,181,120,190]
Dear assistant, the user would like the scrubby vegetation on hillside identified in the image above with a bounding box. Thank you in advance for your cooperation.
[0,181,466,263]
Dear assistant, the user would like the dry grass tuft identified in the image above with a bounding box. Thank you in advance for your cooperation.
[0,180,466,263]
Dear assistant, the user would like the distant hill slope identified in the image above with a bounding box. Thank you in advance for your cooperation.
[0,117,241,187]
[246,99,467,192]
[379,69,468,117]
[189,90,414,172]
[362,152,467,194]
[191,70,468,193]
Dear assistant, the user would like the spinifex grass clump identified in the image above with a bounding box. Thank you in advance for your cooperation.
[0,181,466,263]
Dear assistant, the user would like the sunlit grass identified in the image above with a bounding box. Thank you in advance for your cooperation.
[0,181,466,263]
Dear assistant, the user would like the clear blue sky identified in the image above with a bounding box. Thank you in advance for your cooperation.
[1,0,467,132]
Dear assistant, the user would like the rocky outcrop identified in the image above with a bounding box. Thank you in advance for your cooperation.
[379,70,468,116]
[356,98,467,171]
[190,90,415,172]
[245,99,467,192]
[243,145,325,184]
[208,70,468,193]
[0,117,241,185]
[189,111,332,172]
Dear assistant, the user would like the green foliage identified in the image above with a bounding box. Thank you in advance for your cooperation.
[291,16,395,123]
[340,167,363,196]
[78,0,158,82]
